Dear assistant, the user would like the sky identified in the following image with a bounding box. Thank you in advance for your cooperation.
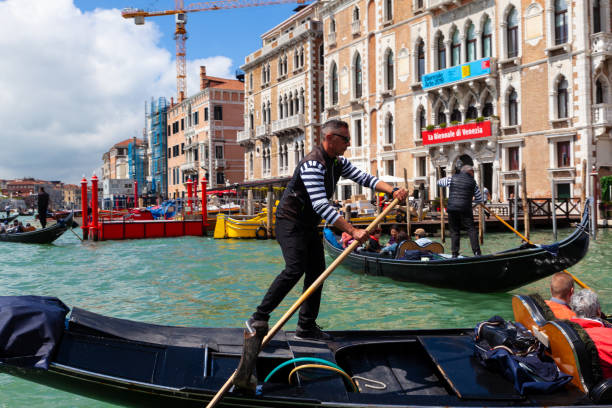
[0,0,303,184]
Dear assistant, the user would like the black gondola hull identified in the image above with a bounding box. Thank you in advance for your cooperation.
[324,204,590,293]
[0,212,73,244]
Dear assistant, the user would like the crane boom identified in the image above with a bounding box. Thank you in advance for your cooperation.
[122,0,308,101]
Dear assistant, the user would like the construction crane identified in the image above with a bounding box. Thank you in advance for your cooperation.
[122,0,309,101]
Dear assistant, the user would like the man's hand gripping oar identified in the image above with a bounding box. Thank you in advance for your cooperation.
[205,198,401,408]
[478,202,590,290]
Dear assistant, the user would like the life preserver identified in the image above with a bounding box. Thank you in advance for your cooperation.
[255,226,268,240]
[395,213,405,222]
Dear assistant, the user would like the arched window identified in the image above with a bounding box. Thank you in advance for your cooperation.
[260,107,264,126]
[386,50,394,90]
[319,44,324,65]
[507,7,519,57]
[385,0,393,21]
[386,115,394,144]
[466,99,478,119]
[330,18,336,33]
[299,89,305,114]
[299,47,304,67]
[419,107,426,137]
[353,6,359,21]
[288,92,294,116]
[482,94,494,117]
[279,96,283,119]
[466,23,476,62]
[436,107,446,125]
[267,101,271,124]
[266,64,271,83]
[331,63,338,105]
[437,34,446,70]
[354,53,362,98]
[555,0,568,44]
[249,152,253,174]
[594,0,602,33]
[320,85,325,112]
[557,78,568,118]
[508,89,518,125]
[451,30,461,66]
[596,79,604,104]
[450,106,461,122]
[482,16,492,58]
[417,40,425,81]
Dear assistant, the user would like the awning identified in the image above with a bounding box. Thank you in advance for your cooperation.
[206,189,237,195]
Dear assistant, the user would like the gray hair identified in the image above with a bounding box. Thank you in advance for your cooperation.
[460,165,473,174]
[322,119,349,135]
[570,289,601,318]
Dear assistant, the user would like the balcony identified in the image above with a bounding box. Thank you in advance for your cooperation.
[428,0,457,12]
[592,32,612,69]
[327,32,336,47]
[271,114,304,135]
[594,104,612,126]
[422,58,496,92]
[237,129,253,143]
[214,158,226,168]
[180,162,197,173]
[255,124,269,139]
[351,20,360,36]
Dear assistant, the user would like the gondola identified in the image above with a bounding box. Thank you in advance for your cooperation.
[0,213,18,224]
[324,200,591,293]
[0,212,73,244]
[0,295,610,407]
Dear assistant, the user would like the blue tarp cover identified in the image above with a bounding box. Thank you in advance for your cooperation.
[0,296,69,369]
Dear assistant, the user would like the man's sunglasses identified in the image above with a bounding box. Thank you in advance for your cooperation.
[331,133,350,143]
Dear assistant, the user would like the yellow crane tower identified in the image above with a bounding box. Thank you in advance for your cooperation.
[122,0,308,102]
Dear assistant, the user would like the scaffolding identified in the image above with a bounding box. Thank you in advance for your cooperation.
[146,97,169,198]
[128,140,146,196]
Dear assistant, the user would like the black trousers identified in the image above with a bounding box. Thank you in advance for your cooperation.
[448,210,481,255]
[38,206,47,228]
[253,217,326,329]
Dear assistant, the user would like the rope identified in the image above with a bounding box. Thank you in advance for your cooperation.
[288,364,358,392]
[69,228,84,241]
[264,357,342,383]
[352,375,387,390]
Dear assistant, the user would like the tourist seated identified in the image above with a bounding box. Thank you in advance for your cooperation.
[545,272,576,320]
[7,220,23,233]
[381,231,408,257]
[385,224,400,247]
[23,223,36,232]
[364,228,383,253]
[341,222,355,249]
[413,228,432,247]
[569,289,612,378]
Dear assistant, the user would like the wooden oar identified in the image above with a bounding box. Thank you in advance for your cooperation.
[479,203,589,290]
[206,198,401,408]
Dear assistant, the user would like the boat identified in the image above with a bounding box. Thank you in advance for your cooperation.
[0,212,73,244]
[323,200,591,293]
[0,213,18,224]
[0,295,610,407]
[213,207,275,239]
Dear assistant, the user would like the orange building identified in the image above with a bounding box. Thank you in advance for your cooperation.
[167,66,245,197]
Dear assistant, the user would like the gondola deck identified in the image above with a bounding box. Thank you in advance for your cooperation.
[323,202,591,292]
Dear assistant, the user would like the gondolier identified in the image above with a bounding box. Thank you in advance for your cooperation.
[437,165,483,258]
[37,187,50,228]
[234,119,407,391]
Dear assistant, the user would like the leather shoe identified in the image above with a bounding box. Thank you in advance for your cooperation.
[295,324,333,341]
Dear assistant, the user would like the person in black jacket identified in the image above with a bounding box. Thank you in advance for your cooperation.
[37,187,50,228]
[233,119,407,391]
[437,165,483,258]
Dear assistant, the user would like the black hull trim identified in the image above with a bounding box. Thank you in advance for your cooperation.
[0,212,73,244]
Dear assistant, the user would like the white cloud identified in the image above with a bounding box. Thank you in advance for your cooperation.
[0,0,234,184]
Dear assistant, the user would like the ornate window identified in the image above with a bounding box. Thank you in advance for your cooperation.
[386,114,394,144]
[417,40,425,81]
[450,107,461,122]
[353,6,359,21]
[557,77,568,118]
[385,50,394,90]
[437,34,446,70]
[418,107,426,138]
[385,0,393,21]
[482,94,494,117]
[466,23,476,62]
[555,0,568,45]
[508,89,518,125]
[331,63,338,105]
[436,106,446,125]
[466,99,478,120]
[594,0,602,33]
[507,7,519,58]
[354,53,362,98]
[596,79,604,104]
[451,30,461,66]
[482,16,492,58]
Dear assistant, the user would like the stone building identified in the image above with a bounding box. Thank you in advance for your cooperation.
[240,0,611,203]
[166,67,245,198]
[238,3,324,188]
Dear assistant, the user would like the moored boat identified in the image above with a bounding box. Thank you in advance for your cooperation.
[0,212,73,244]
[0,213,18,224]
[323,200,591,293]
[213,208,275,239]
[0,295,610,407]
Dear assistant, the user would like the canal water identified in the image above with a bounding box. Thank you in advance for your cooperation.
[0,220,610,407]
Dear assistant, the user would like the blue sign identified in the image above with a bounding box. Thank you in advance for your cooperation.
[422,58,492,89]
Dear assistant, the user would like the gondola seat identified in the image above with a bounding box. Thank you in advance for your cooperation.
[512,294,612,403]
[395,241,444,259]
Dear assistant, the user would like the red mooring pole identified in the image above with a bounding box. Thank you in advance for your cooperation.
[201,177,208,233]
[134,180,138,209]
[90,174,99,241]
[80,176,88,240]
[187,178,193,213]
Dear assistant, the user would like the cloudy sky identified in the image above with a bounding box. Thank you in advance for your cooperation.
[0,0,299,184]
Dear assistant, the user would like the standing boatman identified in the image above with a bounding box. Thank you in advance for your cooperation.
[233,119,407,391]
[437,165,483,258]
[37,187,50,228]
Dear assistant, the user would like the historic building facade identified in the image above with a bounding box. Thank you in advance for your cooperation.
[238,3,324,187]
[166,67,245,198]
[240,0,611,202]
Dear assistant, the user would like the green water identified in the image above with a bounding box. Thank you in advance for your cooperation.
[0,219,610,407]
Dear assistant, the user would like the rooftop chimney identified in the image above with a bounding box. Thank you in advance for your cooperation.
[200,65,208,90]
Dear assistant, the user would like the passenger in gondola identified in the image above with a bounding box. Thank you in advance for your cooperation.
[380,230,408,257]
[7,220,23,233]
[545,272,576,319]
[413,228,433,247]
[364,228,383,253]
[341,221,355,248]
[386,224,400,246]
[23,223,36,232]
[569,289,612,378]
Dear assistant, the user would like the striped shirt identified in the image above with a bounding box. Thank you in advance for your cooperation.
[437,176,484,203]
[301,156,379,225]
